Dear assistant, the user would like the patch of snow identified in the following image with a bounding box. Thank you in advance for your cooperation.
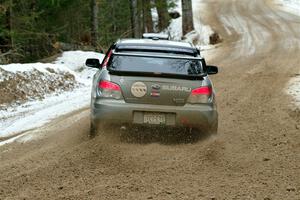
[55,51,104,84]
[1,63,73,75]
[151,7,159,33]
[0,86,90,138]
[55,51,104,71]
[163,0,182,40]
[192,0,217,47]
[275,0,300,16]
[0,51,104,144]
[166,14,182,41]
[165,0,217,50]
[275,0,300,108]
[0,69,10,82]
[0,132,26,146]
[287,75,300,108]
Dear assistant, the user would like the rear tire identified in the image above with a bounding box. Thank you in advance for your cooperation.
[89,122,98,138]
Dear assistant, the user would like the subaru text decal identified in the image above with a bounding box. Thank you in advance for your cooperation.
[162,85,191,92]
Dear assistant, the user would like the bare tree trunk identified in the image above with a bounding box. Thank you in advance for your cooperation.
[182,0,194,36]
[110,1,117,33]
[130,0,140,38]
[155,0,169,32]
[144,0,153,33]
[140,0,145,34]
[9,0,14,49]
[90,0,98,47]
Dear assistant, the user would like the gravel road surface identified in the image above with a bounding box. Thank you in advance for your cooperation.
[1,0,300,199]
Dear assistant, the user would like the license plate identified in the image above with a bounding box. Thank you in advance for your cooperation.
[144,113,166,125]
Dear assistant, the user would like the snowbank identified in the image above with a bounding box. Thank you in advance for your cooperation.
[0,86,90,140]
[55,51,104,84]
[165,0,218,50]
[162,0,182,40]
[0,51,104,141]
[55,50,103,71]
[0,63,78,107]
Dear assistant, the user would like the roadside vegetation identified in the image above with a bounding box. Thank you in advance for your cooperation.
[0,0,194,63]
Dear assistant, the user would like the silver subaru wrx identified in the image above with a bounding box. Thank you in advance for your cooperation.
[86,38,218,138]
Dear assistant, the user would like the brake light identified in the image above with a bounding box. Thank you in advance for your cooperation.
[187,86,212,104]
[98,80,122,99]
[102,50,112,67]
[191,86,212,95]
[99,80,120,91]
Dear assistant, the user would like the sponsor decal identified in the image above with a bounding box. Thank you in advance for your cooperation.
[151,91,160,97]
[151,84,161,97]
[162,85,191,92]
[131,82,147,98]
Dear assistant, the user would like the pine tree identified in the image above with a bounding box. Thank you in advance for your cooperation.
[90,0,98,47]
[143,0,153,33]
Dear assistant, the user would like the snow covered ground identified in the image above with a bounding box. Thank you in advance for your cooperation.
[0,51,104,144]
[287,75,300,108]
[275,0,300,16]
[278,0,300,108]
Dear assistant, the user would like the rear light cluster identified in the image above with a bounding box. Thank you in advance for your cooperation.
[102,50,112,68]
[98,80,123,100]
[187,86,212,104]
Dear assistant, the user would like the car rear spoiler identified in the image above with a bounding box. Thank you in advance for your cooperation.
[142,33,170,40]
[112,51,204,61]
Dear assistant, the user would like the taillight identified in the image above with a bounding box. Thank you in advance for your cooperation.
[99,81,120,91]
[98,80,123,99]
[187,86,212,104]
[102,50,112,68]
[191,87,212,95]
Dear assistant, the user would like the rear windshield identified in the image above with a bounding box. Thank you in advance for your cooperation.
[108,55,203,75]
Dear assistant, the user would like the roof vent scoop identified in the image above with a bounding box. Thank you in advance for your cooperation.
[142,33,170,40]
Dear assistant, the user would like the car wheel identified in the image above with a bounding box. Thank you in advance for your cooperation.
[89,122,98,138]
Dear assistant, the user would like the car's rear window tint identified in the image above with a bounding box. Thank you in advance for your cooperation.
[108,55,203,75]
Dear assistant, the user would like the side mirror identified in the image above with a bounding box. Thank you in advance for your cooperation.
[86,58,101,68]
[207,65,218,75]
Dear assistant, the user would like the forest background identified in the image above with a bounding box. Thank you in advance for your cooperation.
[0,0,194,63]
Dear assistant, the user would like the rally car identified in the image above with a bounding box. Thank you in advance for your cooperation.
[86,37,218,137]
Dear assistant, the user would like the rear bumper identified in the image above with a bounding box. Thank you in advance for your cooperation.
[91,99,218,131]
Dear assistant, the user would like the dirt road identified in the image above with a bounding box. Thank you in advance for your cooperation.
[1,0,300,199]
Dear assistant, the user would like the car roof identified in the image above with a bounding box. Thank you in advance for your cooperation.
[115,39,198,56]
